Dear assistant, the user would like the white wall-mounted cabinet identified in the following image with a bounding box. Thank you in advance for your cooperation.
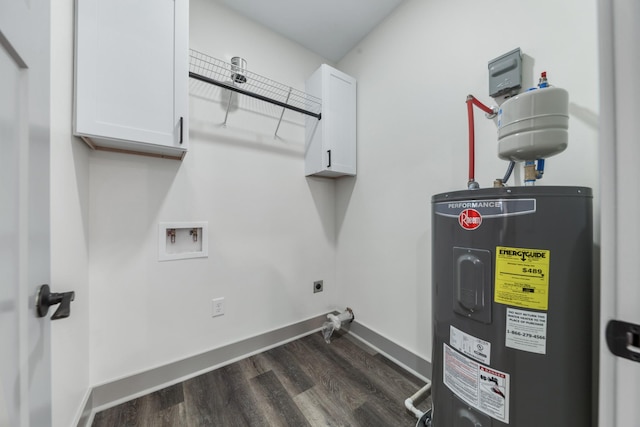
[74,0,189,160]
[305,65,357,177]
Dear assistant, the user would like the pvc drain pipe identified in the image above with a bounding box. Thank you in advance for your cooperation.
[404,380,431,421]
[322,308,354,343]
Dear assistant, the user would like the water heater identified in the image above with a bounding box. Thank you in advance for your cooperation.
[430,186,592,426]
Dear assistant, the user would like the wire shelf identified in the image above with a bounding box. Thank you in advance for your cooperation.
[189,49,322,122]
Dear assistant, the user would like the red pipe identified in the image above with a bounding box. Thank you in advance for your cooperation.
[466,98,475,183]
[469,95,495,115]
[466,95,495,186]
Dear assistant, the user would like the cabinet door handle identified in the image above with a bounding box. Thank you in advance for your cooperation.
[327,150,332,168]
[179,117,184,145]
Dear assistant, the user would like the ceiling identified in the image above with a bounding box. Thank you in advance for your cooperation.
[216,0,406,62]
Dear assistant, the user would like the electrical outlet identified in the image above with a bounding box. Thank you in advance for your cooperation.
[313,280,323,293]
[212,297,225,317]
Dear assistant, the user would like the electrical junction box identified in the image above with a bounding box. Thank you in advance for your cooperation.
[488,48,522,97]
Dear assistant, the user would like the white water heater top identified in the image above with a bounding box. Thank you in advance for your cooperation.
[497,86,569,161]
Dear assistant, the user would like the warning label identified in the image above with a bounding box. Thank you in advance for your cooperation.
[495,246,550,310]
[450,325,491,365]
[443,344,510,424]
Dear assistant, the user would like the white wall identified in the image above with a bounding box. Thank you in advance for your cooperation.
[88,0,338,385]
[335,0,599,365]
[50,1,92,426]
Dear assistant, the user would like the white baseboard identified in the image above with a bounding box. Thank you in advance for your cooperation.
[346,320,432,383]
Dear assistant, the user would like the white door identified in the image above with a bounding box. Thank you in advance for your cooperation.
[599,0,640,426]
[0,1,52,426]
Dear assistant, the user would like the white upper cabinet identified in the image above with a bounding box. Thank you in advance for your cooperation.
[74,0,188,160]
[305,65,357,177]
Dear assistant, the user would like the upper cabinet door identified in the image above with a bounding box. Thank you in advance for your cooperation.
[305,64,356,178]
[74,0,188,160]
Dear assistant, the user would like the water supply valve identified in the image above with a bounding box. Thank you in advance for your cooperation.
[322,308,354,343]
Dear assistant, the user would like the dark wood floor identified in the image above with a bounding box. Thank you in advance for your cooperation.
[92,331,431,426]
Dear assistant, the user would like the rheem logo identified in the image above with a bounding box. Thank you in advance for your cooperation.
[459,208,482,230]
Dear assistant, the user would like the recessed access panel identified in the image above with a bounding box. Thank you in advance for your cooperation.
[158,221,208,261]
[453,247,492,324]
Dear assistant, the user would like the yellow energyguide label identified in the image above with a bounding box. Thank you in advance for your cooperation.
[494,246,550,310]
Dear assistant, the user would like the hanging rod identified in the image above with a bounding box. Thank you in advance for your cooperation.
[188,72,321,120]
[189,49,322,121]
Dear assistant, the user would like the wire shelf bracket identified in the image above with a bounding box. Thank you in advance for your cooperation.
[189,49,322,137]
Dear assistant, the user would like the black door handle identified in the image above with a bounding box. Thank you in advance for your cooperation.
[36,284,75,320]
[607,319,640,363]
